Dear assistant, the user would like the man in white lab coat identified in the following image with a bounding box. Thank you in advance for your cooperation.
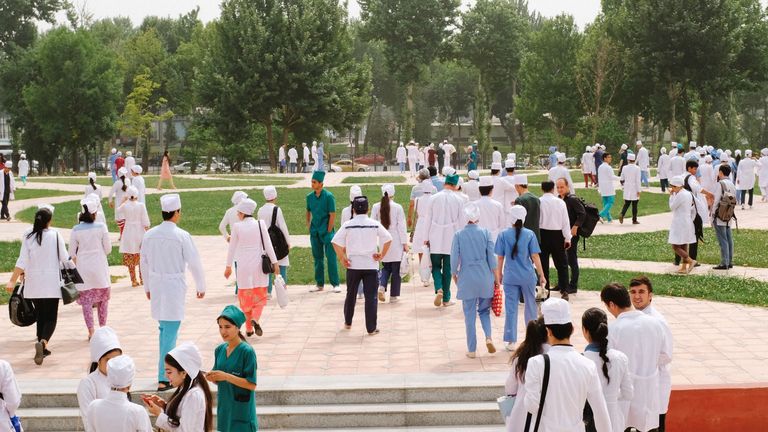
[501,159,519,211]
[86,355,152,432]
[463,170,481,202]
[736,149,757,209]
[302,142,310,173]
[406,141,419,176]
[17,154,30,185]
[619,153,642,225]
[667,149,685,178]
[396,142,407,173]
[288,145,299,174]
[581,146,595,188]
[629,276,673,432]
[492,146,502,166]
[601,283,671,432]
[636,141,650,188]
[657,147,670,192]
[442,140,456,168]
[140,194,206,391]
[489,162,509,208]
[0,161,15,221]
[598,153,621,223]
[278,144,287,173]
[311,141,318,171]
[524,298,612,432]
[474,176,505,241]
[548,153,575,195]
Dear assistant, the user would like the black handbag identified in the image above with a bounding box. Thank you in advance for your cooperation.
[257,221,274,274]
[9,281,36,327]
[56,234,81,305]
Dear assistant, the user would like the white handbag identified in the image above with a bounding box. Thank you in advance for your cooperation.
[274,275,289,308]
[497,395,516,420]
[418,247,432,283]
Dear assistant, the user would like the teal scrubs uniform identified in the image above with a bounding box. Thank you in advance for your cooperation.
[214,341,258,431]
[306,189,340,287]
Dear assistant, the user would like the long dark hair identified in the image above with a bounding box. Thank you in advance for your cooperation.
[89,178,98,190]
[512,317,547,381]
[511,220,523,258]
[27,208,52,245]
[79,205,95,223]
[582,307,611,383]
[164,354,214,431]
[88,348,122,374]
[380,192,391,229]
[163,150,170,163]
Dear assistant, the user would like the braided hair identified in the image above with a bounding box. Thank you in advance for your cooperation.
[582,307,611,383]
[380,192,391,229]
[511,220,523,258]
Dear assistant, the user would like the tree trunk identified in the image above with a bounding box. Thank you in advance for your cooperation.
[667,82,678,143]
[509,80,518,150]
[265,114,275,171]
[697,100,710,146]
[71,149,79,173]
[404,83,415,142]
[681,88,693,144]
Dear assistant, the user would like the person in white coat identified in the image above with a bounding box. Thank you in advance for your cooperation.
[288,145,298,173]
[371,184,408,303]
[140,194,206,391]
[86,355,152,432]
[225,198,279,338]
[548,153,575,194]
[83,172,107,226]
[219,190,248,242]
[341,185,363,225]
[70,195,112,337]
[119,186,150,287]
[668,175,697,273]
[736,149,757,209]
[143,343,213,432]
[0,360,22,432]
[524,298,612,432]
[123,151,136,174]
[601,283,671,432]
[109,167,132,239]
[6,205,75,365]
[406,141,419,175]
[475,176,505,241]
[77,327,122,426]
[581,308,634,432]
[581,146,595,188]
[619,153,642,224]
[758,148,768,201]
[636,141,650,188]
[396,142,407,173]
[311,141,318,171]
[598,153,621,223]
[463,170,481,201]
[422,174,467,307]
[258,186,291,297]
[302,142,310,173]
[668,149,685,178]
[629,276,673,432]
[130,165,146,203]
[278,144,287,173]
[0,161,15,221]
[657,147,670,192]
[504,318,547,431]
[443,140,456,168]
[489,162,509,208]
[698,155,717,198]
[492,146,502,165]
[17,154,29,185]
[501,159,520,210]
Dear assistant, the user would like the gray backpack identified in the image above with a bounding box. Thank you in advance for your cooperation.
[715,181,738,226]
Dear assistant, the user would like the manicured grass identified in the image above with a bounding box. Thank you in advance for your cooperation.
[555,187,671,218]
[29,175,297,189]
[555,268,768,308]
[13,189,80,200]
[580,229,768,268]
[0,240,125,272]
[341,175,407,184]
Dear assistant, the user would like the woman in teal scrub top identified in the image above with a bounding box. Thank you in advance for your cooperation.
[206,305,258,431]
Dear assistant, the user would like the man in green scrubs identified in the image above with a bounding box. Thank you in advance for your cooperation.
[306,170,340,292]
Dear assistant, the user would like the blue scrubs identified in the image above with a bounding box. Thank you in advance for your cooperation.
[494,227,540,343]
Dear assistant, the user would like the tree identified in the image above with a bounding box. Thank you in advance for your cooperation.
[119,70,173,160]
[0,0,61,53]
[359,0,460,141]
[425,61,476,140]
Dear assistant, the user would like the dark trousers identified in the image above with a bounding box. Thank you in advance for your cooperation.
[344,269,378,333]
[1,193,9,219]
[540,229,569,292]
[31,298,59,342]
[659,413,666,432]
[620,199,639,222]
[566,235,580,293]
[674,241,698,265]
[739,188,754,206]
[378,261,402,297]
[660,178,669,192]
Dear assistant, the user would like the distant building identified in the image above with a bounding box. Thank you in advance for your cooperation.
[0,113,12,157]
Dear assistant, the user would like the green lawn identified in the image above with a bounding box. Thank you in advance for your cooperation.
[341,175,407,184]
[28,175,297,189]
[1,240,124,273]
[12,189,80,200]
[580,229,768,268]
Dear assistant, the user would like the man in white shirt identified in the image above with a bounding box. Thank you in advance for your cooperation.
[302,142,310,173]
[581,146,595,188]
[442,140,456,168]
[619,153,642,224]
[736,149,757,209]
[629,276,673,432]
[278,144,287,173]
[332,196,392,336]
[548,153,575,195]
[311,141,318,171]
[140,194,206,390]
[601,283,671,432]
[598,153,620,223]
[668,149,685,178]
[657,147,670,192]
[636,140,650,188]
[492,146,502,166]
[474,176,505,241]
[288,145,298,173]
[463,170,481,202]
[396,142,407,173]
[524,298,612,432]
[406,141,419,176]
[538,181,572,300]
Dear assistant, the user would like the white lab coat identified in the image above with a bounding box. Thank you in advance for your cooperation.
[17,160,29,177]
[140,221,206,321]
[371,200,408,262]
[491,175,510,208]
[492,151,502,165]
[218,206,240,240]
[684,175,710,225]
[758,156,768,188]
[463,179,480,201]
[698,164,716,195]
[131,175,146,203]
[668,156,685,178]
[736,158,757,190]
[258,203,291,266]
[69,222,111,290]
[642,305,673,415]
[118,200,150,254]
[657,154,670,179]
[423,189,468,255]
[504,358,529,432]
[684,150,699,161]
[524,346,612,432]
[77,370,110,425]
[226,218,278,289]
[396,146,407,163]
[584,349,634,432]
[418,148,426,167]
[0,360,21,432]
[108,179,132,220]
[475,196,505,241]
[411,182,437,254]
[124,156,136,174]
[278,146,286,163]
[620,164,641,201]
[15,228,74,299]
[608,310,672,432]
[407,145,419,161]
[0,171,15,201]
[83,186,107,225]
[668,189,696,245]
[549,165,575,194]
[443,143,456,167]
[288,148,298,164]
[85,391,152,432]
[302,145,310,163]
[636,147,650,171]
[311,144,318,163]
[598,164,620,197]
[340,205,353,225]
[155,386,207,432]
[582,152,595,174]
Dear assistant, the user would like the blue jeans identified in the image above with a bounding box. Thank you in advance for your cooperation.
[641,170,649,187]
[462,298,492,352]
[378,261,402,297]
[399,162,405,173]
[158,320,181,382]
[713,223,734,266]
[268,265,288,294]
[599,196,615,221]
[503,282,537,343]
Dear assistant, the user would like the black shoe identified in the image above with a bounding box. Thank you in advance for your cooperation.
[560,291,570,301]
[252,320,263,337]
[632,220,640,225]
[713,265,728,270]
[34,341,45,365]
[728,264,734,269]
[694,263,701,267]
[619,215,624,224]
[43,349,51,357]
[157,382,172,392]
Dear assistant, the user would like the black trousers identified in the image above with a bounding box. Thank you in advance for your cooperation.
[566,235,580,293]
[660,178,669,192]
[620,199,639,222]
[674,240,698,265]
[31,298,59,343]
[344,269,378,333]
[1,194,9,219]
[540,229,569,292]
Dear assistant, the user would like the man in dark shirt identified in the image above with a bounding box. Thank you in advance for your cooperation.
[557,178,585,294]
[1,161,14,220]
[593,145,604,186]
[436,143,445,172]
[513,174,540,243]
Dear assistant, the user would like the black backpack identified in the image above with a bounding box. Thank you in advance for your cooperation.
[268,207,290,260]
[576,197,600,239]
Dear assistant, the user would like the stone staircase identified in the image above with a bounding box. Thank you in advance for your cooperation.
[17,372,507,431]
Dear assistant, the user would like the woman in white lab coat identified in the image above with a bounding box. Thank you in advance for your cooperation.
[668,175,697,273]
[143,343,213,432]
[0,360,21,432]
[504,317,547,432]
[736,149,757,209]
[257,186,290,297]
[70,195,112,338]
[129,165,146,203]
[108,167,132,239]
[372,184,408,302]
[224,199,279,337]
[5,205,75,365]
[118,186,150,287]
[77,327,122,426]
[83,172,107,226]
[582,308,633,432]
[759,148,768,202]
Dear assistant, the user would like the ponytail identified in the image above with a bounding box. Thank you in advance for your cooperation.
[582,307,611,383]
[164,355,214,431]
[511,220,523,258]
[120,175,127,192]
[27,208,52,245]
[380,193,391,229]
[79,205,95,224]
[89,178,97,191]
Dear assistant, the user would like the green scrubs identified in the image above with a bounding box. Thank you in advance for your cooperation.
[306,189,340,287]
[214,342,258,431]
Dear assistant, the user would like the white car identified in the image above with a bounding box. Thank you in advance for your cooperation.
[171,162,194,173]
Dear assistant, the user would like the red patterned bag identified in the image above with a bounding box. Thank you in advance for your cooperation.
[492,284,503,317]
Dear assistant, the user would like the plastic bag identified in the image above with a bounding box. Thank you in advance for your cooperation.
[492,284,503,317]
[274,275,289,308]
[418,247,432,283]
[400,252,411,277]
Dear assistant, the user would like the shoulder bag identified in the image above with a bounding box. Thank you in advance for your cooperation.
[524,353,550,432]
[258,221,274,274]
[56,234,81,305]
[9,281,36,327]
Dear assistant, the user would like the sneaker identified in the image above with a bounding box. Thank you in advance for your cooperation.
[368,329,380,336]
[378,290,386,302]
[389,296,399,303]
[632,220,640,225]
[466,352,476,359]
[332,286,342,293]
[486,338,496,354]
[713,265,728,270]
[504,342,515,352]
[252,320,263,337]
[34,341,45,365]
[434,290,443,307]
[309,286,324,292]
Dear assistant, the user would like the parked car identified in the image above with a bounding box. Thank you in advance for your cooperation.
[172,162,198,173]
[354,154,386,165]
[331,159,370,172]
